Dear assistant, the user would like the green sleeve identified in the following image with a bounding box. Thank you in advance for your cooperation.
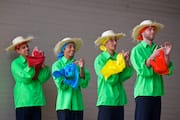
[106,75,120,85]
[94,56,119,85]
[79,67,91,88]
[11,61,35,84]
[119,66,134,83]
[167,61,174,76]
[37,66,51,84]
[130,48,153,77]
[94,56,104,79]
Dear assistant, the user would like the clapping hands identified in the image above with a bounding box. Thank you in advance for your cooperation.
[146,41,172,67]
[74,58,85,68]
[161,41,172,56]
[151,41,172,60]
[121,50,130,66]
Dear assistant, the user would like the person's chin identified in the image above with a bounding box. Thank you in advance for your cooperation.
[25,53,29,56]
[69,54,74,57]
[149,39,154,42]
[112,47,116,51]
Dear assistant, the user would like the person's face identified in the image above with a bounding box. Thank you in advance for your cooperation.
[142,26,156,41]
[16,42,30,57]
[104,37,117,52]
[64,42,76,59]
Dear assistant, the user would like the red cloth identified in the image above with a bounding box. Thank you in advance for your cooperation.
[27,47,45,80]
[150,49,169,75]
[137,27,149,41]
[137,26,156,41]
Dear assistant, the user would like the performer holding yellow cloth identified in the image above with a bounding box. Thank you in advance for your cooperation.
[94,30,133,120]
[101,53,126,80]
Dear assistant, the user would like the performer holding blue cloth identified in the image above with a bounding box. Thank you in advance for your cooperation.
[53,62,79,89]
[52,37,91,120]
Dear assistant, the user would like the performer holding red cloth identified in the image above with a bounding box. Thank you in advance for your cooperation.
[27,47,45,80]
[150,48,169,75]
[6,36,50,120]
[130,20,174,120]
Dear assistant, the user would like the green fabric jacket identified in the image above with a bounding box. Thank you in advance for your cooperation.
[52,56,91,111]
[130,41,174,98]
[11,55,51,108]
[94,51,133,106]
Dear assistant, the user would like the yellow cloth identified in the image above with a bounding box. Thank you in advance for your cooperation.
[100,45,107,51]
[101,53,126,80]
[99,38,109,51]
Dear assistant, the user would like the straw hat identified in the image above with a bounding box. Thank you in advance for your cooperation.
[54,37,83,55]
[6,36,34,51]
[94,30,126,46]
[132,20,164,40]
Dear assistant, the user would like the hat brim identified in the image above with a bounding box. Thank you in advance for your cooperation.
[132,22,164,40]
[54,38,83,56]
[6,36,33,51]
[95,33,126,46]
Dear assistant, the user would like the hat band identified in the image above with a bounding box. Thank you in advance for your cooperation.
[137,26,149,41]
[57,43,69,60]
[98,37,111,51]
[137,26,156,41]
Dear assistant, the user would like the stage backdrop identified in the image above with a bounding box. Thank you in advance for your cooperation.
[0,0,180,120]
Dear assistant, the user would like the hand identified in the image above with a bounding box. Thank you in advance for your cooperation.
[162,41,172,56]
[74,60,79,65]
[146,45,159,67]
[78,58,85,78]
[121,50,130,66]
[41,64,46,68]
[150,45,160,60]
[74,58,85,68]
[32,46,44,57]
[78,58,84,68]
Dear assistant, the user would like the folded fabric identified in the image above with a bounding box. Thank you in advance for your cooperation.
[53,63,79,89]
[101,53,126,80]
[27,47,45,80]
[150,49,169,75]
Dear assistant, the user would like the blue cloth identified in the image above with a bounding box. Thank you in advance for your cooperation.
[53,63,79,89]
[57,43,69,60]
[57,51,64,60]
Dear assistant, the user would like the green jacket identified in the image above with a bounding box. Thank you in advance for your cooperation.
[52,56,91,111]
[94,51,133,106]
[130,41,174,98]
[11,55,51,108]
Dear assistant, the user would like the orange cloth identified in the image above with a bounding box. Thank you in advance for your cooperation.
[27,47,45,80]
[137,27,149,41]
[150,49,169,75]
